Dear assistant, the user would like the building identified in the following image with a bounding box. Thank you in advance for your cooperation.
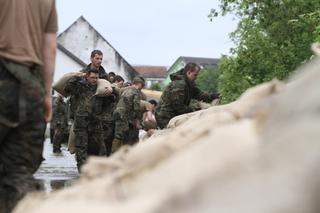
[133,65,167,88]
[54,16,138,82]
[164,56,220,85]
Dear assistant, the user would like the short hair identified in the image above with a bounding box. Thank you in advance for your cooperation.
[114,75,124,82]
[90,50,103,58]
[132,76,145,86]
[184,63,201,73]
[108,72,116,77]
[149,99,158,106]
[87,68,99,75]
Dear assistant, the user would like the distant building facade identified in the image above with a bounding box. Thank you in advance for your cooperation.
[164,56,220,85]
[54,16,138,82]
[133,65,167,88]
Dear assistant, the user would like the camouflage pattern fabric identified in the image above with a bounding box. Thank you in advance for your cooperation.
[99,92,119,156]
[112,87,141,152]
[52,97,68,153]
[156,70,214,129]
[0,59,46,213]
[64,77,106,170]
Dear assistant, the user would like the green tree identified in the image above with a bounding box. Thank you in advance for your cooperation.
[210,1,320,103]
[150,82,162,91]
[195,66,219,93]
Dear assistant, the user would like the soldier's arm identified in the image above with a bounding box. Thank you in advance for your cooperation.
[192,84,218,103]
[133,93,141,119]
[64,76,81,96]
[170,81,193,114]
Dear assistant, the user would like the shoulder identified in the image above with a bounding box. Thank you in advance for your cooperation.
[169,79,187,91]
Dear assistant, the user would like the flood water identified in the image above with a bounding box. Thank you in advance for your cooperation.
[34,139,79,193]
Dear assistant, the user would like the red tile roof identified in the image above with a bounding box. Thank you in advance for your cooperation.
[133,65,167,78]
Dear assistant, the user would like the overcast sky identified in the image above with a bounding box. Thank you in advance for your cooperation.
[56,0,237,66]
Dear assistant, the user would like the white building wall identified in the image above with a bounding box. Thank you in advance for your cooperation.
[54,49,84,82]
[57,17,135,82]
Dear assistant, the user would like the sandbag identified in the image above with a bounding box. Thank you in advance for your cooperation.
[53,72,84,97]
[67,123,76,154]
[95,79,112,96]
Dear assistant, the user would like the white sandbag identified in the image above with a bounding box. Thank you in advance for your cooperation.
[53,72,84,97]
[67,123,76,154]
[95,79,113,97]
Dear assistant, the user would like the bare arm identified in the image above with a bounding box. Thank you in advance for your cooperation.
[42,33,57,122]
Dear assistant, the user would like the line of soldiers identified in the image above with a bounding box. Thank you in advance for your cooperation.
[52,54,219,172]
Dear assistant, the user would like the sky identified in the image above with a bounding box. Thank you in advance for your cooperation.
[56,0,238,66]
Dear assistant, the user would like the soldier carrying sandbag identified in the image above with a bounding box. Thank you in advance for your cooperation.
[111,77,146,153]
[156,63,220,129]
[64,68,115,171]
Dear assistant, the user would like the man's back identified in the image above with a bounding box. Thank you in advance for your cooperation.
[0,0,57,65]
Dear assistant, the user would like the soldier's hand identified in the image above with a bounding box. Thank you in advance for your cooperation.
[44,95,52,122]
[104,87,113,96]
[211,93,220,100]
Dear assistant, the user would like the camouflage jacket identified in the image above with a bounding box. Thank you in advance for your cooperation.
[64,76,104,118]
[98,86,120,123]
[114,86,141,122]
[157,70,214,119]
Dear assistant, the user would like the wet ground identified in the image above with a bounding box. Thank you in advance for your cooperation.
[34,139,79,193]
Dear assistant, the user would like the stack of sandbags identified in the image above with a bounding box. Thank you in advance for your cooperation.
[14,57,320,213]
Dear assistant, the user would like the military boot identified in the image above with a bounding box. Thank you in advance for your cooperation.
[111,138,123,154]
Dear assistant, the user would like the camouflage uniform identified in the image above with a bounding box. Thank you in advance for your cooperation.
[156,70,216,129]
[0,60,46,212]
[64,76,106,170]
[112,87,141,152]
[52,96,68,153]
[99,87,119,156]
[69,64,108,120]
[50,96,57,143]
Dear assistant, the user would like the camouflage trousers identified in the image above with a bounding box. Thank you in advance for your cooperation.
[102,122,114,157]
[0,59,46,213]
[114,118,139,146]
[53,125,67,153]
[73,115,105,171]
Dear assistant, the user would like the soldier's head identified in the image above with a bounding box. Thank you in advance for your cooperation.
[90,50,103,69]
[108,72,116,82]
[86,68,99,86]
[132,76,145,90]
[184,63,201,82]
[114,75,125,88]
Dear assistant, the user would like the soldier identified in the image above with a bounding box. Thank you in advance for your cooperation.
[52,94,68,153]
[64,69,107,171]
[69,50,108,121]
[113,75,125,88]
[108,72,116,83]
[50,95,57,144]
[0,0,57,212]
[111,77,145,153]
[81,50,108,80]
[156,63,219,129]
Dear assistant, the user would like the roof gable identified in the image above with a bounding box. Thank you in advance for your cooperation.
[57,16,138,81]
[133,65,167,78]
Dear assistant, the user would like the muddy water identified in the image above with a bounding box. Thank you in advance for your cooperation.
[34,139,79,193]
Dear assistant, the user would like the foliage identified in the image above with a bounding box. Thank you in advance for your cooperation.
[150,82,162,91]
[195,66,219,93]
[210,0,320,103]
